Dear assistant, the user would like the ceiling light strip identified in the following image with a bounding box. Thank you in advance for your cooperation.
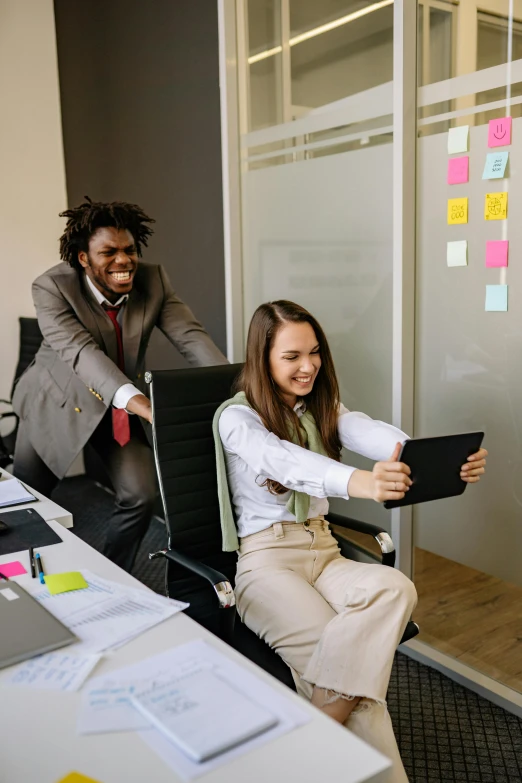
[248,0,394,65]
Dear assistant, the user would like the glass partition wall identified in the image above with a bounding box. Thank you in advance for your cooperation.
[219,0,522,715]
[414,0,522,708]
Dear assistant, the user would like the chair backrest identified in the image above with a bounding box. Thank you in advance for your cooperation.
[147,364,243,581]
[11,318,43,397]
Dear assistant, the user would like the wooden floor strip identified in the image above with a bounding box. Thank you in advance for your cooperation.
[332,525,522,694]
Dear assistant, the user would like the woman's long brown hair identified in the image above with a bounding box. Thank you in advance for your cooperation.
[235,300,342,495]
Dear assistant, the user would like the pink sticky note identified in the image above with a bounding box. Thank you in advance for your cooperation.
[0,560,27,577]
[488,117,512,147]
[486,240,509,268]
[448,156,469,184]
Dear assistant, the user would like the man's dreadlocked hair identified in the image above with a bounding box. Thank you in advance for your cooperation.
[59,197,155,271]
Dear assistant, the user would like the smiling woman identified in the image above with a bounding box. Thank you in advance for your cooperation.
[213,298,487,783]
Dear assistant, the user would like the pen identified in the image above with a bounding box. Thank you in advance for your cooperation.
[29,546,36,578]
[35,552,45,584]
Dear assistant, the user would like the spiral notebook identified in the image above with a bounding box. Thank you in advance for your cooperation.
[131,668,278,762]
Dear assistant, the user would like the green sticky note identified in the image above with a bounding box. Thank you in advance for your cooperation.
[44,572,89,595]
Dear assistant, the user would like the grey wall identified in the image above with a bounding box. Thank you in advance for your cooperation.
[54,0,226,368]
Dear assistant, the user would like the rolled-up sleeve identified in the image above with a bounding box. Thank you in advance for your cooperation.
[338,404,409,461]
[219,406,356,499]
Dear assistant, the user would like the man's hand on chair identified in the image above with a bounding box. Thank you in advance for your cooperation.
[126,394,153,423]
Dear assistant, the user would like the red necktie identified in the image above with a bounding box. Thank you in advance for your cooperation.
[103,304,131,447]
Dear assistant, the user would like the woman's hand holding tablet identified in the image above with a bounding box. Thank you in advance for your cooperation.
[348,443,413,503]
[460,447,488,483]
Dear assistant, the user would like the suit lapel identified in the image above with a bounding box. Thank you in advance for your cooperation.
[80,277,119,364]
[122,283,145,381]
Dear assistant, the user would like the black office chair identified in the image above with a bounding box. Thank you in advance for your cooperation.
[0,318,43,469]
[146,364,419,689]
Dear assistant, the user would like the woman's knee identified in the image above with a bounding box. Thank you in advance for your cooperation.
[377,566,418,614]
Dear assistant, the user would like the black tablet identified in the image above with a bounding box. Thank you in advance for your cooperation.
[383,431,484,509]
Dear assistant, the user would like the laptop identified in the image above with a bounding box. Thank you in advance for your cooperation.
[0,578,77,669]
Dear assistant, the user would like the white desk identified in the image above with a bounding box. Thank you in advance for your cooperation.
[0,467,73,528]
[0,522,391,783]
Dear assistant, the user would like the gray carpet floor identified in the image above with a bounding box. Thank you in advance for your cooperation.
[53,476,522,783]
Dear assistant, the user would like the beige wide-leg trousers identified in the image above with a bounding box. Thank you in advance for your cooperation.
[235,517,417,783]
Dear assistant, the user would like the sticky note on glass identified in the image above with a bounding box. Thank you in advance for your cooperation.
[448,197,468,225]
[448,125,469,154]
[0,561,27,577]
[484,191,508,220]
[488,116,512,147]
[485,284,508,312]
[447,240,467,267]
[448,156,469,184]
[44,572,88,596]
[482,151,509,179]
[485,240,508,268]
[56,773,102,783]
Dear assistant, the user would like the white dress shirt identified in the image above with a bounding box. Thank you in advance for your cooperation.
[218,402,409,538]
[85,275,140,410]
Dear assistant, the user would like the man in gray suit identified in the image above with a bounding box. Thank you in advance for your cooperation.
[13,198,227,571]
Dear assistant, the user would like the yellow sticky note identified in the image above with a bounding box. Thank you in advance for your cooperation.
[447,197,468,225]
[44,572,88,595]
[56,774,102,783]
[484,191,508,220]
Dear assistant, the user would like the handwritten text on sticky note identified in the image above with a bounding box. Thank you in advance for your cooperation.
[485,285,508,312]
[447,241,467,267]
[448,197,468,225]
[485,240,509,268]
[488,116,512,148]
[44,572,89,595]
[482,151,509,180]
[448,125,469,154]
[448,156,469,185]
[484,192,508,220]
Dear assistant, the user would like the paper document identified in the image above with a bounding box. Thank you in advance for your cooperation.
[78,639,310,780]
[131,669,278,762]
[27,570,188,653]
[3,651,102,691]
[0,478,36,508]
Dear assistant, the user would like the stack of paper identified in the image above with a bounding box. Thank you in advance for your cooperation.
[27,570,188,653]
[78,639,310,780]
[0,478,36,508]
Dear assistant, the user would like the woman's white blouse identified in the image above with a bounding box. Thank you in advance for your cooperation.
[218,402,409,539]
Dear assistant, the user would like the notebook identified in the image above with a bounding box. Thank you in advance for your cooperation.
[0,579,77,669]
[131,668,278,762]
[0,478,36,508]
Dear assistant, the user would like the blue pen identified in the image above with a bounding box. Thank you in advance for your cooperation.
[35,552,45,584]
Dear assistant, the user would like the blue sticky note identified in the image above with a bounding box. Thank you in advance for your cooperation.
[482,151,509,179]
[485,284,508,311]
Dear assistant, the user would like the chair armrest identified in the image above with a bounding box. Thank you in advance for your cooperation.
[149,547,235,609]
[326,512,396,568]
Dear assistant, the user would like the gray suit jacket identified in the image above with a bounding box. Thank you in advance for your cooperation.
[12,262,227,478]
